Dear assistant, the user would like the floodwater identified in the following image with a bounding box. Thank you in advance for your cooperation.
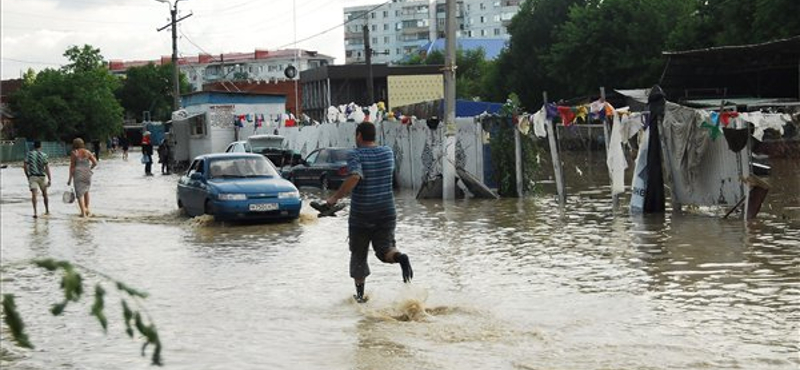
[1,151,798,370]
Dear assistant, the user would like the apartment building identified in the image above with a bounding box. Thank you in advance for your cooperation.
[343,0,521,65]
[108,49,334,92]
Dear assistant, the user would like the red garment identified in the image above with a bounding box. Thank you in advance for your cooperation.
[284,119,296,127]
[720,111,739,127]
[142,136,151,145]
[557,106,576,126]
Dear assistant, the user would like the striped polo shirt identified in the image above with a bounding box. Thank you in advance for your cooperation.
[25,150,49,177]
[347,146,396,224]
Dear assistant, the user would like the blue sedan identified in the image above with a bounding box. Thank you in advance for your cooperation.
[177,153,302,221]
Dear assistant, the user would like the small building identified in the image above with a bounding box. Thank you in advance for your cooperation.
[300,64,444,122]
[170,91,286,166]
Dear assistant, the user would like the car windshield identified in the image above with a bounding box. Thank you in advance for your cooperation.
[248,137,284,153]
[208,157,278,179]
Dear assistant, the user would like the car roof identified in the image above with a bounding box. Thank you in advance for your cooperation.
[247,134,285,140]
[193,153,264,161]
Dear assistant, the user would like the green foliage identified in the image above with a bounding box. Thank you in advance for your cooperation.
[1,258,164,366]
[399,48,492,101]
[63,45,104,73]
[487,95,540,197]
[9,44,123,142]
[494,0,799,106]
[117,63,190,122]
[2,295,34,349]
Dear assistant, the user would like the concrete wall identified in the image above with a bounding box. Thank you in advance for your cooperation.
[276,117,485,191]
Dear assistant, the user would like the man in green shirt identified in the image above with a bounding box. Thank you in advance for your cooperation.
[23,141,52,218]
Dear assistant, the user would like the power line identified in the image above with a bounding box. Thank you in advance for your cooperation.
[2,57,63,66]
[272,0,392,50]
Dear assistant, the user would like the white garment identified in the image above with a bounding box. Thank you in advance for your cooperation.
[630,128,650,214]
[739,112,790,141]
[532,108,548,138]
[607,114,628,195]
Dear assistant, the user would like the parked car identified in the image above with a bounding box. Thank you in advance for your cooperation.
[176,153,302,221]
[225,135,301,169]
[284,147,352,190]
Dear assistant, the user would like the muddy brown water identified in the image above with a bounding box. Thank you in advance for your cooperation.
[1,152,798,370]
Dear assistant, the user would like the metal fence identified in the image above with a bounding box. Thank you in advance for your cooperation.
[0,139,69,163]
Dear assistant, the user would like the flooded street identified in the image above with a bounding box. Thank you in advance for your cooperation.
[1,152,799,370]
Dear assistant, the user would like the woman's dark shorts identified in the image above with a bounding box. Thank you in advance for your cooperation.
[349,219,397,279]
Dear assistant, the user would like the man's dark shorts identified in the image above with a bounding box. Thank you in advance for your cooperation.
[349,217,397,279]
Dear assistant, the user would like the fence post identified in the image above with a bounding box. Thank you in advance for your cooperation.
[544,92,566,205]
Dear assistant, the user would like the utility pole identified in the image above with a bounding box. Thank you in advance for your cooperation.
[363,24,375,105]
[442,0,457,200]
[156,0,192,112]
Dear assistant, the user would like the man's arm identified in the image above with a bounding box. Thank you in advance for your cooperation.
[22,157,29,178]
[326,174,360,205]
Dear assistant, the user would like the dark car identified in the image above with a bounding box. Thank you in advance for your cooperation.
[176,153,302,221]
[225,135,302,169]
[285,148,352,190]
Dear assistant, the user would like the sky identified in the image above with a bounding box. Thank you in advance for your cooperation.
[1,0,381,80]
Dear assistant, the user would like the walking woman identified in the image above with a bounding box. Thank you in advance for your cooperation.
[67,138,98,217]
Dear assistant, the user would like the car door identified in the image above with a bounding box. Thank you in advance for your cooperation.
[294,150,319,186]
[185,159,208,214]
[312,149,330,184]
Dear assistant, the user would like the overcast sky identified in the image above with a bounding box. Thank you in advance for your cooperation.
[1,0,380,80]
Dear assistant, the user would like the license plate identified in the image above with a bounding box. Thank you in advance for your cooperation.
[249,203,278,212]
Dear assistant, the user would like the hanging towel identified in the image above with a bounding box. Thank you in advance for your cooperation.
[557,106,576,126]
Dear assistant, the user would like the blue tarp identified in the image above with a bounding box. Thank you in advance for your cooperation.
[440,100,504,117]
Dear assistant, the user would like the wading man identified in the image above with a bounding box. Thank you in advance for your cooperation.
[326,122,413,303]
[23,141,52,218]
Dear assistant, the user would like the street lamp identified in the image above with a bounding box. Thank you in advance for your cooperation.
[156,0,192,113]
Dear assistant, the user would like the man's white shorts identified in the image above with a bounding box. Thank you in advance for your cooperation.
[28,175,48,192]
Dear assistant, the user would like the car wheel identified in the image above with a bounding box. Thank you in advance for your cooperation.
[320,175,329,192]
[204,199,214,215]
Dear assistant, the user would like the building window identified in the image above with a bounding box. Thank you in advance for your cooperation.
[346,50,353,57]
[190,114,206,137]
[480,16,485,23]
[395,10,400,16]
[383,24,389,31]
[481,29,486,36]
[372,24,377,31]
[382,10,388,17]
[384,36,390,43]
[494,28,501,35]
[480,3,486,10]
[372,37,377,44]
[370,12,375,18]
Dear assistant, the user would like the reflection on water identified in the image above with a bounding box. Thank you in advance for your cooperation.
[1,154,798,369]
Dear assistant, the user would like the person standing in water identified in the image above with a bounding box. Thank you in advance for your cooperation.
[120,135,129,160]
[141,131,154,176]
[67,138,98,217]
[326,122,413,303]
[23,141,52,218]
[157,138,171,175]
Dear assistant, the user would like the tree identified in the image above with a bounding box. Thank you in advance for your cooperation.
[545,0,693,96]
[498,0,587,105]
[63,44,104,73]
[117,63,190,122]
[399,48,492,101]
[9,45,123,142]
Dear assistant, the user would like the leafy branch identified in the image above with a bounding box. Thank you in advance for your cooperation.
[0,258,163,366]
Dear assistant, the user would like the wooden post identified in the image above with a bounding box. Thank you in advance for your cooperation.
[514,119,523,198]
[544,92,566,205]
